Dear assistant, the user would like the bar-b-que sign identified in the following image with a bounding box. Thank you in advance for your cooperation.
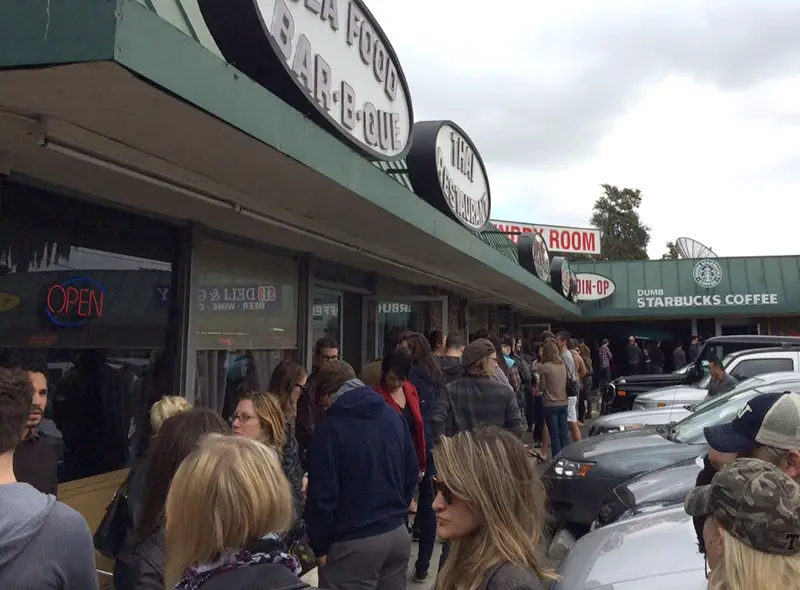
[198,0,413,160]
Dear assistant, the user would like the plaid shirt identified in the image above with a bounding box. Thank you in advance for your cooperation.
[431,375,524,443]
[599,344,613,369]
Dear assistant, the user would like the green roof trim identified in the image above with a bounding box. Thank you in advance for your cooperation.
[373,160,519,262]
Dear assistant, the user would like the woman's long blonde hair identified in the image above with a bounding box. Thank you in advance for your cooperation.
[239,391,287,452]
[709,524,800,590]
[163,434,294,588]
[434,427,558,590]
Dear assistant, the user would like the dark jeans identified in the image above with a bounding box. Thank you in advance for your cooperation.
[652,365,664,374]
[438,541,450,571]
[628,362,639,376]
[524,387,535,431]
[579,377,592,420]
[532,395,545,444]
[544,406,570,456]
[413,450,437,575]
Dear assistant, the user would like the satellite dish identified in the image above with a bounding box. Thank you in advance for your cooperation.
[676,237,717,259]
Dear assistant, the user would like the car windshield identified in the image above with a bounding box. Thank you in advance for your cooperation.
[689,376,766,411]
[671,388,764,444]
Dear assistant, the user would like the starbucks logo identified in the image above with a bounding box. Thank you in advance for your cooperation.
[693,259,722,289]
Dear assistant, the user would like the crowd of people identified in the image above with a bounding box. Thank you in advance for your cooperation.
[0,328,564,590]
[3,326,800,590]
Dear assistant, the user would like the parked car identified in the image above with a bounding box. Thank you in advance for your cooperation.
[589,371,800,436]
[603,334,800,412]
[633,347,800,410]
[544,379,800,530]
[551,505,704,590]
[594,455,704,529]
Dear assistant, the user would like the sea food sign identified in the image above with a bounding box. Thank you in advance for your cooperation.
[406,121,491,231]
[198,0,413,160]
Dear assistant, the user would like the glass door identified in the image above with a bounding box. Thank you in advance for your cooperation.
[310,287,343,355]
[363,297,447,362]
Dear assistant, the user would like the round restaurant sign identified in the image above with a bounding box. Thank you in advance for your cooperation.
[406,121,491,231]
[198,0,413,160]
[549,256,571,299]
[517,233,551,283]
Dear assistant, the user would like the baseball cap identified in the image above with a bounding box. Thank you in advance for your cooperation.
[704,392,800,453]
[684,458,800,555]
[461,339,495,366]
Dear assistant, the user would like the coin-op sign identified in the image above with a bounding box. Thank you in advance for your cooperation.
[197,0,413,160]
[406,121,491,231]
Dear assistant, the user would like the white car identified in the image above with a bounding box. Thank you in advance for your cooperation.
[589,372,800,437]
[552,505,704,589]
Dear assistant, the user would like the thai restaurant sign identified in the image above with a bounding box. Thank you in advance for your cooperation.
[490,220,601,255]
[406,120,491,231]
[198,0,414,160]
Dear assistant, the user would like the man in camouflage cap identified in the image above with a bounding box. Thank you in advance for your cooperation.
[685,457,800,575]
[691,390,800,554]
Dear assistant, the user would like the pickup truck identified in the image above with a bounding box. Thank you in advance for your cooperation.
[603,334,800,413]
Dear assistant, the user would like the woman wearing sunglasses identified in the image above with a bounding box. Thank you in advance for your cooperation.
[432,426,558,590]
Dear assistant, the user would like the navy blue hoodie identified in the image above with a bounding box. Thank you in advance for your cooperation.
[409,364,442,446]
[304,380,419,556]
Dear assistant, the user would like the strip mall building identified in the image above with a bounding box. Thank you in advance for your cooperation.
[0,0,798,582]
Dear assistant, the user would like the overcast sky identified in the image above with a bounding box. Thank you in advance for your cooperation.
[365,0,800,259]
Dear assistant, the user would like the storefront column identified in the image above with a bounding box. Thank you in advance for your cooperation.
[447,296,468,343]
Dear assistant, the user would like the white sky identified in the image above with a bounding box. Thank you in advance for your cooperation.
[364,0,800,258]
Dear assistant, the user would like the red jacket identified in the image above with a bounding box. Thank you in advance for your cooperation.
[376,380,427,472]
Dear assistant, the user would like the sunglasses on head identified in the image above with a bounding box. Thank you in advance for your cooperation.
[432,476,454,505]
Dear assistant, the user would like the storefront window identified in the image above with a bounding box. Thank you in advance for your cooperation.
[0,182,181,482]
[193,238,298,417]
[311,289,342,349]
[365,299,445,360]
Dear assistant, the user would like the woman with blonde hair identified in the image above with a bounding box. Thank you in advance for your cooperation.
[164,434,307,590]
[232,391,311,571]
[116,409,229,590]
[150,395,192,435]
[433,426,558,589]
[684,457,800,590]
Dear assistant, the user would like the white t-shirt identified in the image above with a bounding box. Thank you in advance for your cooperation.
[560,349,576,381]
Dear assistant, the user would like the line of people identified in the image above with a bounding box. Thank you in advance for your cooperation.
[0,328,562,590]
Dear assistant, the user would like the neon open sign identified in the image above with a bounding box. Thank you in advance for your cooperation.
[45,277,105,327]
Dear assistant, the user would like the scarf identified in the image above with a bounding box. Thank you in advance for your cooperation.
[174,533,301,590]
